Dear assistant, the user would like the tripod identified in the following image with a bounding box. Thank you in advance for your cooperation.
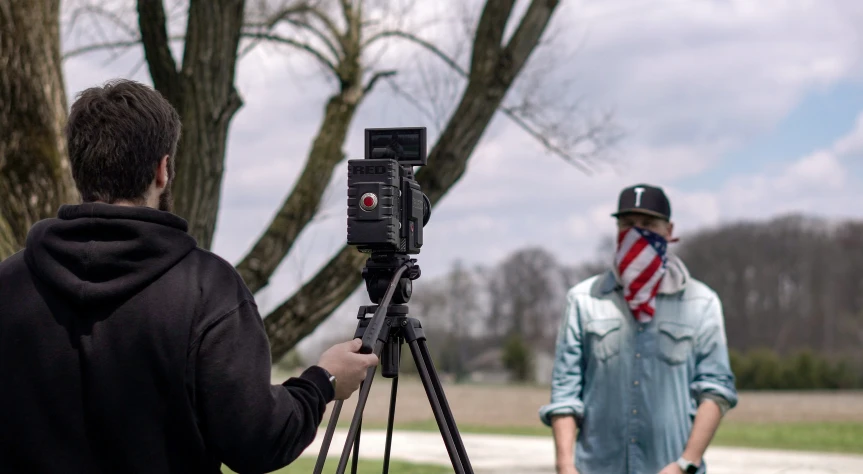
[312,253,474,474]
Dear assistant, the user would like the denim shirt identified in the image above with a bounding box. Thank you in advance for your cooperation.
[539,259,738,474]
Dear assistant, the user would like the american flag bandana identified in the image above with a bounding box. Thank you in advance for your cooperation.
[614,226,669,322]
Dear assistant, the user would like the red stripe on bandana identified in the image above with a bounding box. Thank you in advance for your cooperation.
[618,238,648,276]
[626,255,662,299]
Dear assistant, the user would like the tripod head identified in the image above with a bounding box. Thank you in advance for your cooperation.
[357,252,421,354]
[362,253,421,304]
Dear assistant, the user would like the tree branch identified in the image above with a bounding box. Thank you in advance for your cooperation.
[362,24,603,171]
[470,0,516,79]
[496,103,594,174]
[261,2,343,43]
[136,0,181,104]
[383,77,441,126]
[500,0,560,83]
[340,0,354,39]
[363,30,467,77]
[63,39,142,59]
[264,247,368,358]
[363,70,396,94]
[244,1,343,61]
[242,32,339,77]
[68,4,139,38]
[246,2,316,30]
[235,89,363,294]
[277,18,342,60]
[62,36,187,60]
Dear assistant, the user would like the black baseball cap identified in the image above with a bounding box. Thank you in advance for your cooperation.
[611,183,671,221]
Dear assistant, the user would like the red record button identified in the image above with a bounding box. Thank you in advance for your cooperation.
[360,193,378,211]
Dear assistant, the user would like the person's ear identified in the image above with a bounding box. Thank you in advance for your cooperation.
[667,221,679,243]
[155,155,169,189]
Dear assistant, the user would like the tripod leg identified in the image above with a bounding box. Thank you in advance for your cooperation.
[313,399,344,474]
[351,417,361,474]
[417,338,474,474]
[406,338,466,474]
[335,339,384,474]
[383,374,399,474]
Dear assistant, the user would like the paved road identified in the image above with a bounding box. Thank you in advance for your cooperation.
[303,429,863,473]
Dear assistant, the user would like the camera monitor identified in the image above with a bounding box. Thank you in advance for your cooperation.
[364,127,427,166]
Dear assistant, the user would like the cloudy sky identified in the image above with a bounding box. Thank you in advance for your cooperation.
[61,0,863,351]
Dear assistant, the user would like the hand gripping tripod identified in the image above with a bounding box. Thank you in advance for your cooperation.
[313,253,474,474]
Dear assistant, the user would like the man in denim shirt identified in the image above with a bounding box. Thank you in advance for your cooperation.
[539,184,738,474]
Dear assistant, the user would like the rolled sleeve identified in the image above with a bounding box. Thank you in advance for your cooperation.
[689,295,738,414]
[539,293,586,427]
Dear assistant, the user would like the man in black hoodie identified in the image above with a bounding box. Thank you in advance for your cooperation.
[0,79,378,473]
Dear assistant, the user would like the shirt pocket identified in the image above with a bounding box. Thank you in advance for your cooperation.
[585,318,622,362]
[657,321,696,365]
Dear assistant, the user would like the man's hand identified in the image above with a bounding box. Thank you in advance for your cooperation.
[658,462,683,474]
[317,339,379,400]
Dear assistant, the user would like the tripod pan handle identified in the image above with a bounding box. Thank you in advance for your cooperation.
[360,262,410,354]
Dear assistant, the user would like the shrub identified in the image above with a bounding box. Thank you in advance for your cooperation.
[502,333,534,382]
[729,347,863,390]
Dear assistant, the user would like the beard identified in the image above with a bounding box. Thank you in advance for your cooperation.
[158,184,173,212]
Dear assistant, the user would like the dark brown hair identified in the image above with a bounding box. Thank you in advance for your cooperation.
[65,79,181,205]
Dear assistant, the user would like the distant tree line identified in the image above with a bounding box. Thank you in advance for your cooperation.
[404,213,863,389]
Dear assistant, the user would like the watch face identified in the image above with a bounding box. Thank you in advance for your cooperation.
[686,465,698,474]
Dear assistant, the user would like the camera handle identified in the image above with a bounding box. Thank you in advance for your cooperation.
[357,260,412,354]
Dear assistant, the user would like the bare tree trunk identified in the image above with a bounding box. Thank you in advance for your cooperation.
[236,84,363,293]
[0,0,76,260]
[137,0,245,249]
[264,0,562,360]
[233,2,372,293]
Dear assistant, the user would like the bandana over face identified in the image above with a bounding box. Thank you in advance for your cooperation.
[614,226,668,322]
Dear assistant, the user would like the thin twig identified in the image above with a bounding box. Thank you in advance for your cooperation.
[364,30,467,77]
[363,70,396,94]
[63,39,142,59]
[369,29,609,172]
[62,35,187,60]
[383,76,439,125]
[241,32,339,77]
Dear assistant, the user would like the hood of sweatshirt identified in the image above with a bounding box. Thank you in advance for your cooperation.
[23,202,197,307]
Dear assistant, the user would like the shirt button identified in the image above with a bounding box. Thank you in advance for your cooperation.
[632,409,638,414]
[631,438,637,443]
[638,327,644,332]
[636,353,641,358]
[634,380,639,386]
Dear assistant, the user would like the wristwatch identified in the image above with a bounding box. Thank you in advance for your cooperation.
[320,367,337,393]
[676,457,698,474]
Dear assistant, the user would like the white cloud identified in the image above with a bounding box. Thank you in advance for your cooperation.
[834,110,863,156]
[671,122,859,229]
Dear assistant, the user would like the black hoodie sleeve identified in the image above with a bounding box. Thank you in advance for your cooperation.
[190,299,334,473]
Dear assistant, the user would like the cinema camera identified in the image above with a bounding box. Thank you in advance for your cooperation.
[347,127,430,255]
[313,128,474,474]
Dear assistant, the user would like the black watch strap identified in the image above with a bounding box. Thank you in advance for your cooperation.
[320,367,336,390]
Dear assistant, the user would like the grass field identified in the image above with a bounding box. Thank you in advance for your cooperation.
[272,370,863,454]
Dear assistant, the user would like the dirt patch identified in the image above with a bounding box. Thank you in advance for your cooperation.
[273,370,863,426]
[722,390,863,423]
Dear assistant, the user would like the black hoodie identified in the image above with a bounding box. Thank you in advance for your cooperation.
[0,203,334,474]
